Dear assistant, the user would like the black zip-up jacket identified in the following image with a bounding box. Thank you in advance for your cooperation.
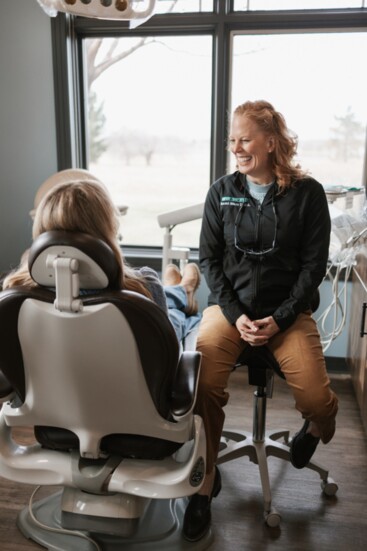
[199,172,331,331]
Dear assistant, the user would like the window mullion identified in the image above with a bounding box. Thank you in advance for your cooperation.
[52,14,86,170]
[211,21,231,182]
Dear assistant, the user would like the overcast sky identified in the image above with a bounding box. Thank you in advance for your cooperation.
[91,30,367,144]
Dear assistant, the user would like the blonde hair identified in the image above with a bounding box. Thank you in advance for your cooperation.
[232,100,308,189]
[3,180,151,298]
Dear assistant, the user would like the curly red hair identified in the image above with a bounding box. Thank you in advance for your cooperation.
[232,100,308,189]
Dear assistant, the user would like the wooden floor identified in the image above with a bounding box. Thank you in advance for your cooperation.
[1,367,367,550]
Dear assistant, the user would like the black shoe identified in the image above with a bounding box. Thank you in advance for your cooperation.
[290,420,320,469]
[182,466,222,542]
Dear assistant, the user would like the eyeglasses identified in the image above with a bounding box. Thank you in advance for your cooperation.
[234,199,278,259]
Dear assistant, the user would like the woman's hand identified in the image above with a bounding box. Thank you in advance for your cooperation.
[236,314,280,346]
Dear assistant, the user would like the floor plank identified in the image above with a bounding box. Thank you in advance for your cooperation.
[0,369,366,550]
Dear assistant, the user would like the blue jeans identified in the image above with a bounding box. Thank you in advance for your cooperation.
[164,285,201,344]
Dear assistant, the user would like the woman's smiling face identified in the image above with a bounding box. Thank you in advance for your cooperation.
[228,115,275,185]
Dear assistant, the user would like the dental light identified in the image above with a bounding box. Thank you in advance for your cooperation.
[36,0,157,21]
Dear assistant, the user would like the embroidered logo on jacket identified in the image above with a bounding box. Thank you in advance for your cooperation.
[221,196,249,207]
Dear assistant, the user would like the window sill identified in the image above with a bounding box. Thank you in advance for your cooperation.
[120,245,199,271]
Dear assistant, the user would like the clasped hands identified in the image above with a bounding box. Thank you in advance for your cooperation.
[235,313,280,346]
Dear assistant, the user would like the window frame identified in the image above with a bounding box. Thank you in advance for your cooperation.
[51,2,367,256]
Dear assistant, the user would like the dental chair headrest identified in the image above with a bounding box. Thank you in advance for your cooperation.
[29,231,121,290]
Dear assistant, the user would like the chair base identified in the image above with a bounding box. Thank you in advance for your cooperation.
[218,428,338,527]
[17,490,214,550]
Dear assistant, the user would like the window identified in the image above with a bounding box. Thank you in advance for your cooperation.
[53,6,367,251]
[85,35,212,247]
[155,0,213,13]
[230,31,367,188]
[234,1,366,10]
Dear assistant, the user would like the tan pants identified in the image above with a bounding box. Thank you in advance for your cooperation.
[196,305,339,474]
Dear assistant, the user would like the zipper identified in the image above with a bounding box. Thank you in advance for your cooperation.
[255,202,263,249]
[251,202,263,317]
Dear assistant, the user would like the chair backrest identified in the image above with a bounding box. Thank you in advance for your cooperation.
[0,231,185,460]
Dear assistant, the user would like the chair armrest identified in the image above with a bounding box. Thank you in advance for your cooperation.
[0,372,14,403]
[170,351,201,417]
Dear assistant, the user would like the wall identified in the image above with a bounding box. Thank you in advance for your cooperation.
[315,279,351,362]
[0,0,57,275]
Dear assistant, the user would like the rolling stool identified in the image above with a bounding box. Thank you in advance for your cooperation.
[217,345,338,527]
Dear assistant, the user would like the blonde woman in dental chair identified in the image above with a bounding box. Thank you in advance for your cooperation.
[2,178,201,345]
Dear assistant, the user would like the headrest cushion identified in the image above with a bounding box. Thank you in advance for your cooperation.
[29,231,120,290]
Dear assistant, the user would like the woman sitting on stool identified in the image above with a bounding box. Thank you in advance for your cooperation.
[183,99,339,542]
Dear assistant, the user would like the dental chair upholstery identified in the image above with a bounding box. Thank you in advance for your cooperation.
[0,231,208,550]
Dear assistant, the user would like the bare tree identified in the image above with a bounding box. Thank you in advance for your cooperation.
[329,106,364,162]
[86,1,180,160]
[86,37,155,90]
[86,0,179,89]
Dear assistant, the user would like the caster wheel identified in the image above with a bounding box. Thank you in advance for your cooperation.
[321,477,338,496]
[264,509,281,528]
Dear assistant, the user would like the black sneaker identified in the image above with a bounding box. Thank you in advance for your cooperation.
[290,420,320,469]
[183,466,221,542]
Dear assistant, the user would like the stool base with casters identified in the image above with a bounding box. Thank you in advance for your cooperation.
[217,346,338,528]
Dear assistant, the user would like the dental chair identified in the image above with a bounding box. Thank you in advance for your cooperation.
[0,231,209,550]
